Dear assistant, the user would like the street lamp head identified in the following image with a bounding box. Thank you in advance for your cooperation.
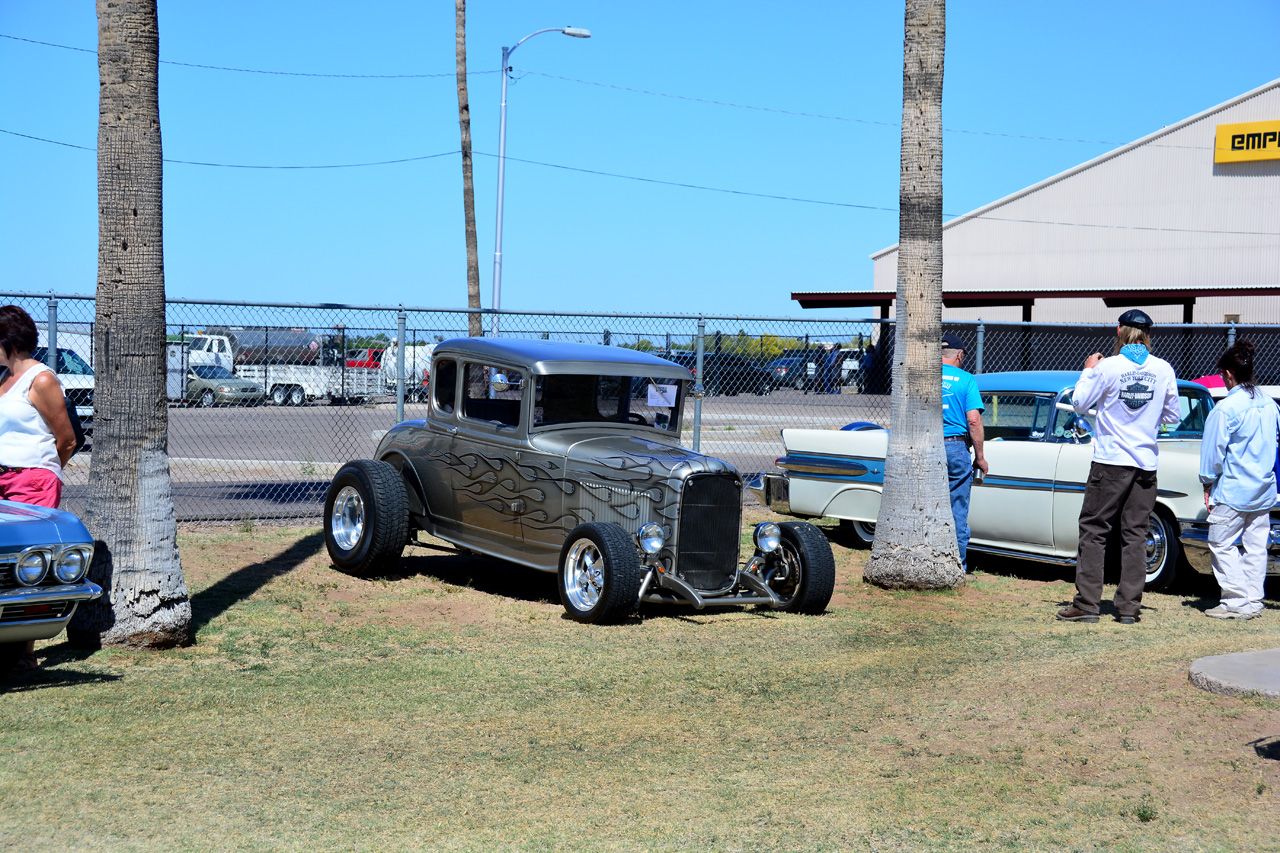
[561,27,592,38]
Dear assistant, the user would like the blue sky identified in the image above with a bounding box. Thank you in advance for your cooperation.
[2,1,1277,318]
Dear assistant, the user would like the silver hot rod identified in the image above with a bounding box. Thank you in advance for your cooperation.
[323,338,834,623]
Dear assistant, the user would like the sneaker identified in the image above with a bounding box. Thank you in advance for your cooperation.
[1117,613,1139,624]
[1205,605,1258,620]
[1056,606,1099,623]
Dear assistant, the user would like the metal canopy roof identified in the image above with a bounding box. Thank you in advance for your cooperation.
[791,286,1280,322]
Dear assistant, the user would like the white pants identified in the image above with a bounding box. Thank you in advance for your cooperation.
[1208,504,1270,615]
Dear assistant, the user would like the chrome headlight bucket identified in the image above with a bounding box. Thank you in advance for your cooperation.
[15,547,52,586]
[753,522,781,553]
[53,545,94,584]
[637,522,666,556]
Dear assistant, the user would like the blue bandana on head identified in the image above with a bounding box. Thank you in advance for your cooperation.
[1120,344,1149,365]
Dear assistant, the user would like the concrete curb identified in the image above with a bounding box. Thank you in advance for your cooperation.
[1188,648,1280,700]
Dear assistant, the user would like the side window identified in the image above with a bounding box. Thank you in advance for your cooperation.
[980,393,1053,440]
[190,338,208,352]
[433,358,458,414]
[461,362,524,428]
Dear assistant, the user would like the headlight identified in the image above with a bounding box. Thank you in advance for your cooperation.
[53,545,93,584]
[15,548,51,585]
[218,385,233,392]
[753,522,781,553]
[637,522,666,555]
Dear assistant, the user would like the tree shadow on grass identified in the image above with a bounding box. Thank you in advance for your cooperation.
[0,664,121,695]
[190,530,326,634]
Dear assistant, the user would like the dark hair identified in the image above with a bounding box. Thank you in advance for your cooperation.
[1217,338,1258,395]
[0,305,38,358]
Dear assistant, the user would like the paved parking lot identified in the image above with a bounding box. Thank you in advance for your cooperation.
[62,389,890,521]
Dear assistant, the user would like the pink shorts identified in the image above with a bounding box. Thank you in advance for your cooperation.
[0,467,63,509]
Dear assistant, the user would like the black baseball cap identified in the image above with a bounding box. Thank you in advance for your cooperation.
[941,333,964,350]
[1118,309,1154,331]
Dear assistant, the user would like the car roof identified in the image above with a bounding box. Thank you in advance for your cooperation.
[975,370,1211,396]
[433,337,693,379]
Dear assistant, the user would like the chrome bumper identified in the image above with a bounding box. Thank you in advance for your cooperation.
[0,580,104,643]
[746,472,791,514]
[1179,520,1280,577]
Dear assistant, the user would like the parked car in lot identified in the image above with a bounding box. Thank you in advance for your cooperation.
[663,351,774,396]
[0,500,101,672]
[346,347,386,369]
[183,364,266,407]
[766,357,812,390]
[751,371,1251,590]
[323,338,835,623]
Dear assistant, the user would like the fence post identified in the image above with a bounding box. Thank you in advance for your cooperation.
[1227,322,1236,349]
[46,296,58,372]
[975,320,985,375]
[396,308,406,423]
[693,317,705,452]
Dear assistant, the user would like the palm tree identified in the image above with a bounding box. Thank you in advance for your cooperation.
[456,0,483,337]
[68,0,191,647]
[862,0,962,590]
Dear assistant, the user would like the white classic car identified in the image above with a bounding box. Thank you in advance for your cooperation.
[751,371,1280,590]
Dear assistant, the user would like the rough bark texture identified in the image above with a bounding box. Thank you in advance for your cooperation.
[456,0,483,338]
[863,0,962,590]
[68,0,191,648]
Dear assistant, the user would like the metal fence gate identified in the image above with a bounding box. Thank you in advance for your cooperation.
[4,291,1269,523]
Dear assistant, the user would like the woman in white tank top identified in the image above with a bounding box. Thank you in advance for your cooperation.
[0,305,80,674]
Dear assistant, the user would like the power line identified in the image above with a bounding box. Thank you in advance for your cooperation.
[0,128,458,168]
[4,128,1276,236]
[2,31,1202,150]
[0,33,492,79]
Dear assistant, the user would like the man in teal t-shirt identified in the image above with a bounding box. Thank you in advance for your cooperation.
[941,334,987,570]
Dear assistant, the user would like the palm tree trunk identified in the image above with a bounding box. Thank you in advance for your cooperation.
[69,0,191,647]
[456,0,483,338]
[863,0,961,590]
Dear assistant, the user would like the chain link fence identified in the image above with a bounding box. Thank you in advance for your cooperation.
[5,291,1271,523]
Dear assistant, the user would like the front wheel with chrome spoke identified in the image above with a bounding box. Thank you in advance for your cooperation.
[558,522,642,624]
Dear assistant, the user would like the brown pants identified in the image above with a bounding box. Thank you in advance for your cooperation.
[1072,462,1157,617]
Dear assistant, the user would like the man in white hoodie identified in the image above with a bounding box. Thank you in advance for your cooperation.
[1056,310,1181,625]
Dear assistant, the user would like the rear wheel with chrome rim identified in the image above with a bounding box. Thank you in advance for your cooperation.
[323,459,408,576]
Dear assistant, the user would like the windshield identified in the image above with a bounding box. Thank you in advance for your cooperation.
[534,374,683,433]
[32,347,94,376]
[191,365,236,380]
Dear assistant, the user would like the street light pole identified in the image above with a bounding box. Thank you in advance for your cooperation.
[490,26,590,337]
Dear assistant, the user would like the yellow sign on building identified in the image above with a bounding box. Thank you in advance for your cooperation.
[1215,120,1280,163]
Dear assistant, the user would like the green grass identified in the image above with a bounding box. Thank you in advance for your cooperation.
[2,522,1278,851]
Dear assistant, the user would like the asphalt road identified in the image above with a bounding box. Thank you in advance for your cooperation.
[62,388,890,522]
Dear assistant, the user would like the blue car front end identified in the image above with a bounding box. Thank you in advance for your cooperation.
[0,499,101,645]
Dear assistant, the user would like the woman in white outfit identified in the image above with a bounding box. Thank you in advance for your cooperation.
[1199,339,1278,620]
[0,304,79,674]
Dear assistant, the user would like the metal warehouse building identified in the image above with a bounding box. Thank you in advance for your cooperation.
[796,79,1280,324]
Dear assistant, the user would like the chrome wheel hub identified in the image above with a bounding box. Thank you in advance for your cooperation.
[564,539,604,611]
[331,486,366,551]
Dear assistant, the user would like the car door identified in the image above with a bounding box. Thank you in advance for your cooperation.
[1049,389,1097,555]
[967,392,1059,547]
[451,360,530,552]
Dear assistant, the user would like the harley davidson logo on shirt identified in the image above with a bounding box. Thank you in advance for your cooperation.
[1120,382,1154,409]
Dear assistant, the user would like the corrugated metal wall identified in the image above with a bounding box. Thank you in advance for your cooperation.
[871,81,1280,323]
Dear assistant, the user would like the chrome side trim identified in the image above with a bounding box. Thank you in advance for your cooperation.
[965,544,1076,566]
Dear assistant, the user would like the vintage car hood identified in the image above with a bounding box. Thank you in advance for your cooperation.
[0,499,93,551]
[532,432,739,483]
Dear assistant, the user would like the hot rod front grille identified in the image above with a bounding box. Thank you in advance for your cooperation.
[675,474,741,591]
